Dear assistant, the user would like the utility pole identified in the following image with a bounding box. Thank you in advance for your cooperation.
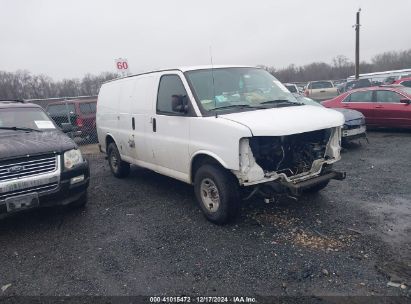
[355,8,361,79]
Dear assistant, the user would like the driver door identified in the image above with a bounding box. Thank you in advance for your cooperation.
[147,73,194,182]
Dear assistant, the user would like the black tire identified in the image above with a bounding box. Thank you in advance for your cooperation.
[304,180,330,193]
[107,142,130,178]
[194,164,240,224]
[69,191,88,209]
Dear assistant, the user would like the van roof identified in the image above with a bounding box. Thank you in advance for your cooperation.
[104,65,257,84]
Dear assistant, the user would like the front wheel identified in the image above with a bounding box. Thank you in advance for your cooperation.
[194,164,240,224]
[107,142,130,178]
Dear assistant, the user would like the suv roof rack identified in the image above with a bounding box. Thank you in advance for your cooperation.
[0,99,25,103]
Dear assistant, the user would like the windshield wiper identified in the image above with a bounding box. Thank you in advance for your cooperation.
[214,104,266,110]
[260,99,303,106]
[0,126,42,132]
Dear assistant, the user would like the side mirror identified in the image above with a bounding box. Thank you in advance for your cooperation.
[61,123,74,133]
[400,98,411,105]
[171,95,189,114]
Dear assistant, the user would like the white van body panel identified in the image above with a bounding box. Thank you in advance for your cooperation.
[219,105,344,136]
[189,117,252,171]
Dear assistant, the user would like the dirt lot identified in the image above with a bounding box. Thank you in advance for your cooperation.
[0,130,410,297]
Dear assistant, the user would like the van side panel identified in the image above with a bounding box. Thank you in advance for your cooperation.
[118,74,157,163]
[97,82,122,151]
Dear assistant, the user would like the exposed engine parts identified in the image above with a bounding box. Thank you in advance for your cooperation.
[249,129,332,177]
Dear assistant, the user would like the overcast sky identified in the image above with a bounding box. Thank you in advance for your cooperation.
[1,0,410,80]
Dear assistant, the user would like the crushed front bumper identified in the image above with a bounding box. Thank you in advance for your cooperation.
[279,170,346,196]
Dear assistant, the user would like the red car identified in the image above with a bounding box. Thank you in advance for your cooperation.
[322,86,411,128]
[393,77,411,88]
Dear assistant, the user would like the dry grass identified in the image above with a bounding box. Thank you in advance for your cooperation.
[251,211,355,251]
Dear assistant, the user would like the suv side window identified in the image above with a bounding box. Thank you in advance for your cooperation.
[345,90,373,102]
[376,90,403,103]
[47,103,76,115]
[80,103,96,114]
[157,75,188,115]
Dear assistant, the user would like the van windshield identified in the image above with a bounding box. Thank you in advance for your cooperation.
[185,67,300,114]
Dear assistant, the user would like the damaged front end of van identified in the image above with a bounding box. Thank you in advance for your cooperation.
[232,126,346,199]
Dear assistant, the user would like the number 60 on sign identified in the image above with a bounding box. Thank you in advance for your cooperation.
[115,58,130,74]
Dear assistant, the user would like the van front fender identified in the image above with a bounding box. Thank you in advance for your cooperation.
[189,151,230,183]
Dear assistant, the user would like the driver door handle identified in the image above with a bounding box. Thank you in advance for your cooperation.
[152,117,157,132]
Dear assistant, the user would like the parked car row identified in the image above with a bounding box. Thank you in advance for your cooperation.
[286,71,411,99]
[1,66,409,225]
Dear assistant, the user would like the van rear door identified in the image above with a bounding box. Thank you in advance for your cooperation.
[116,77,154,164]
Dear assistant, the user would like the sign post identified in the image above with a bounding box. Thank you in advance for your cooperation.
[115,58,130,77]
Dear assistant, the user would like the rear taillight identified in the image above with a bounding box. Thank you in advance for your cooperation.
[76,118,84,127]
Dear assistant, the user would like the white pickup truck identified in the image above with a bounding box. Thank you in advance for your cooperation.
[304,81,339,101]
[97,66,345,224]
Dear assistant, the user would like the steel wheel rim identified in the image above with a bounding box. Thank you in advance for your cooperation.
[200,178,220,213]
[110,153,119,171]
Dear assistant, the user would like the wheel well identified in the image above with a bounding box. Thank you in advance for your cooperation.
[105,135,115,153]
[190,154,225,183]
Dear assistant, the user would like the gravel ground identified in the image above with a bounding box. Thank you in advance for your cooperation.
[0,130,410,297]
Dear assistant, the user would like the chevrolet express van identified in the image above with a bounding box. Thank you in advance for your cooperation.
[97,66,345,224]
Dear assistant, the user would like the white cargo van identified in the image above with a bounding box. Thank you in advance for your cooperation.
[97,66,345,224]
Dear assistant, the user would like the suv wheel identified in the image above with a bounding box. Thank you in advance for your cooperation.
[194,164,240,224]
[107,143,130,178]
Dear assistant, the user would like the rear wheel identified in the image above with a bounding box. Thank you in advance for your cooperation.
[107,142,130,178]
[194,164,240,224]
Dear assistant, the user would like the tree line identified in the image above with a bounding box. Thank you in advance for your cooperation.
[0,71,118,100]
[0,49,410,100]
[262,49,411,83]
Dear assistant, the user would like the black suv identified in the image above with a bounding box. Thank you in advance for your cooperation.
[0,100,90,217]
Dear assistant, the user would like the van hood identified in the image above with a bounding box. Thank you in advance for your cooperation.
[218,105,345,136]
[0,130,76,161]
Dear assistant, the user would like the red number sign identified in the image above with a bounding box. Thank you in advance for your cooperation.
[116,61,128,70]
